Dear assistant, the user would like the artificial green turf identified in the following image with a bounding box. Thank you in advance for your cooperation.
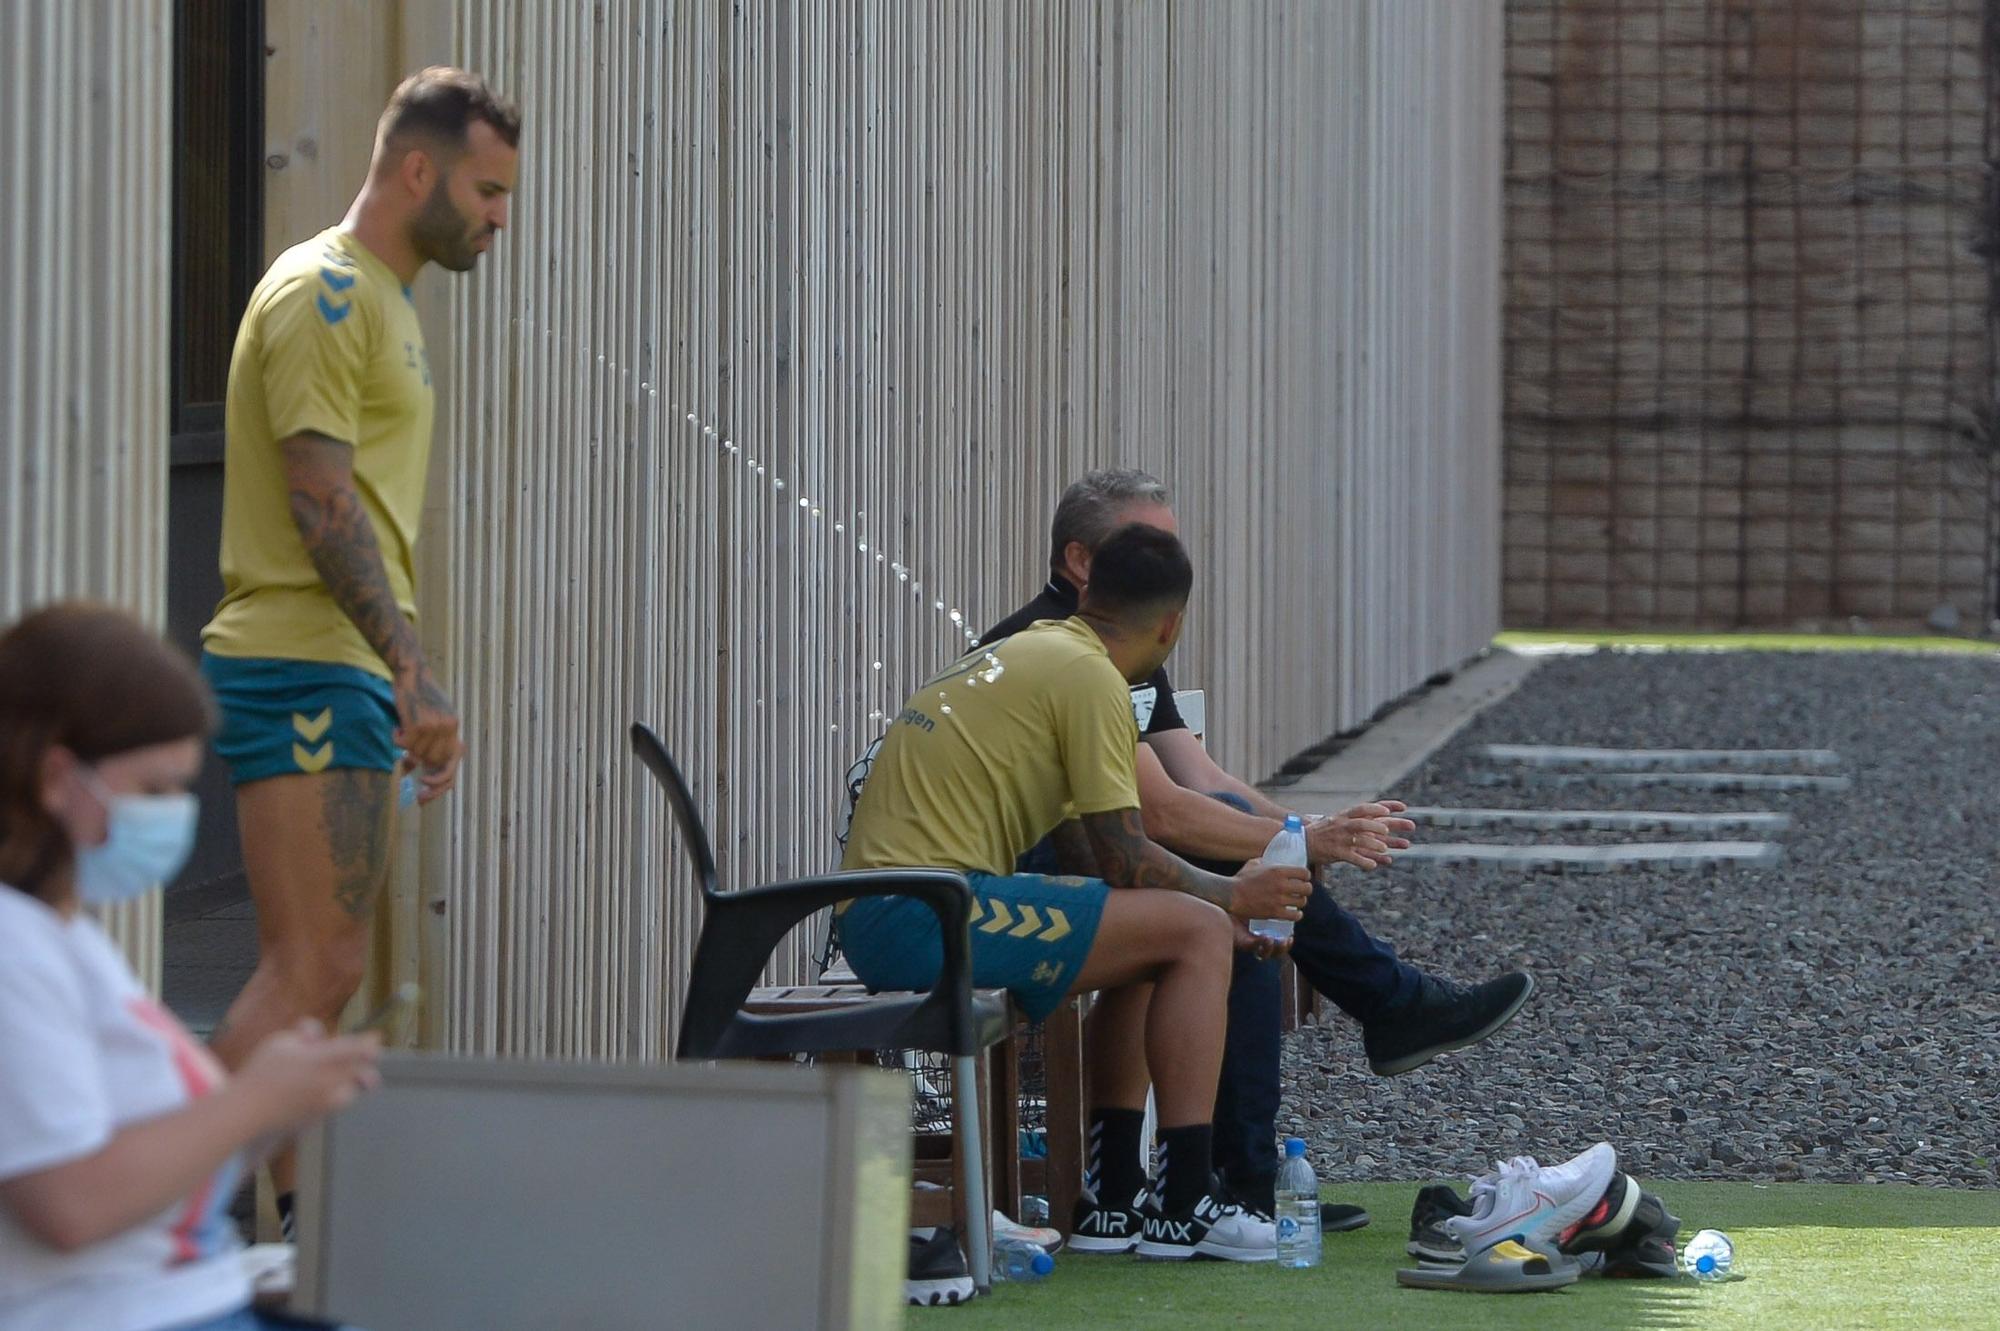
[1495,629,2000,656]
[912,1182,2000,1330]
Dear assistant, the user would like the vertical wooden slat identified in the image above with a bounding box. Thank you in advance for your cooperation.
[0,0,173,987]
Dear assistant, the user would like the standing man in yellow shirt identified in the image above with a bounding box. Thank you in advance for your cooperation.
[199,69,518,1233]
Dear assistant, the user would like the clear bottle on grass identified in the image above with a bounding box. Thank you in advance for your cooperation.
[1681,1228,1735,1281]
[1275,1136,1321,1268]
[1251,815,1308,940]
[992,1236,1054,1283]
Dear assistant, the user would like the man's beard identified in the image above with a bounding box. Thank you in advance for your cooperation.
[411,180,484,273]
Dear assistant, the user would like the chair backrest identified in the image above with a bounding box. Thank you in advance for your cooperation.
[629,724,721,904]
[1173,688,1206,745]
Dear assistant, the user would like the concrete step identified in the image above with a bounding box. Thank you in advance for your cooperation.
[1476,744,1841,771]
[1472,770,1853,793]
[1404,806,1793,834]
[1391,839,1786,874]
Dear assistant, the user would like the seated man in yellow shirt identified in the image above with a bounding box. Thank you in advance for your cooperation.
[841,525,1310,1262]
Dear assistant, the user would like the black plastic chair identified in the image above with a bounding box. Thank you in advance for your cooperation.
[629,723,1010,1286]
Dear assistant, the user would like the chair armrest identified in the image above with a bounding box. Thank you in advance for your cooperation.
[679,869,980,1058]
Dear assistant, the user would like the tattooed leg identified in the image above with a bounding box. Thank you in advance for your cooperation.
[212,768,394,1194]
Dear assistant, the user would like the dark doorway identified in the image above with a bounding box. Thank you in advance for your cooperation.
[166,0,264,1033]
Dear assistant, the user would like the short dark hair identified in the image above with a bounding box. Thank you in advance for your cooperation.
[0,604,215,901]
[379,67,521,155]
[1083,524,1195,622]
[1049,469,1171,573]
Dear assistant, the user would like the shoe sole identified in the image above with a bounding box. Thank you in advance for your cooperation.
[1067,1234,1139,1255]
[1322,1207,1372,1233]
[905,1276,976,1306]
[1370,973,1537,1077]
[1407,1239,1465,1262]
[1395,1262,1577,1293]
[1562,1173,1643,1252]
[1135,1238,1278,1263]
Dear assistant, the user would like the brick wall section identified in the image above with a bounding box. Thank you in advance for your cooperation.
[1504,0,1997,628]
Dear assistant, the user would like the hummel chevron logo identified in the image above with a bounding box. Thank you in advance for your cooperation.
[292,708,333,742]
[316,293,352,325]
[968,898,1072,941]
[292,741,333,773]
[320,267,357,293]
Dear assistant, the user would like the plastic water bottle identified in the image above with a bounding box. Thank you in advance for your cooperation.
[1275,1137,1321,1268]
[1251,815,1309,940]
[992,1236,1054,1283]
[393,750,420,808]
[1681,1228,1734,1281]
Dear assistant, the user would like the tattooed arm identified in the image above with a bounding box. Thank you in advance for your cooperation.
[1050,819,1099,876]
[283,432,463,794]
[1077,807,1309,921]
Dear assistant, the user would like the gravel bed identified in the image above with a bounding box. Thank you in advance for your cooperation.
[1280,648,2000,1191]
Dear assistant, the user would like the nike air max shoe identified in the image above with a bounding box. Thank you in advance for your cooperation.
[1443,1143,1618,1260]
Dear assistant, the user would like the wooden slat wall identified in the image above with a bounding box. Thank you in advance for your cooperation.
[400,0,1504,1058]
[0,0,174,987]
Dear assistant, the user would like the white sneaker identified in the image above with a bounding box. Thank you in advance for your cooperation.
[1443,1143,1617,1260]
[993,1209,1063,1252]
[1135,1192,1278,1262]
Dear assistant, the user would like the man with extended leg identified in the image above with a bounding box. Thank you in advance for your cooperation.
[201,69,519,1235]
[979,469,1536,1219]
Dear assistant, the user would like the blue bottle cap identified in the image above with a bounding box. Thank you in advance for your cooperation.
[1283,814,1305,832]
[1031,1250,1054,1276]
[1285,1137,1307,1158]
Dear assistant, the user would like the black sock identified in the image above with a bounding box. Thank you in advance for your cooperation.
[276,1191,296,1243]
[1086,1107,1148,1203]
[1157,1124,1215,1213]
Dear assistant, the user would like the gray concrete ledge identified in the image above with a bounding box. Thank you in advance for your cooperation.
[1477,744,1842,771]
[1391,840,1786,874]
[1474,770,1853,793]
[1268,648,1543,809]
[1404,806,1793,834]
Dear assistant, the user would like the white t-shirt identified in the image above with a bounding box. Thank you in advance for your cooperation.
[0,886,250,1331]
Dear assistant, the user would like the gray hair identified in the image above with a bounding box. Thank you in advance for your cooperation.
[1048,468,1172,572]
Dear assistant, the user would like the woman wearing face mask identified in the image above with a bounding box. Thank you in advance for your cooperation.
[0,604,382,1331]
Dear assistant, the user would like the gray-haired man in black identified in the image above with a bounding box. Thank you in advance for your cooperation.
[979,468,1533,1222]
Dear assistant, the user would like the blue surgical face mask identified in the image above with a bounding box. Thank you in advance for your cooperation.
[74,769,200,906]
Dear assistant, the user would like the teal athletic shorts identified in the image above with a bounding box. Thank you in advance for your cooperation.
[837,871,1109,1022]
[200,653,400,785]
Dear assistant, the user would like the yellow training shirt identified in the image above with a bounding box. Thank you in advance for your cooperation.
[842,617,1142,877]
[201,227,436,678]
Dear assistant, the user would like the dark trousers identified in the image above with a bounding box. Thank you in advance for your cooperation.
[1019,794,1423,1198]
[1195,793,1422,1196]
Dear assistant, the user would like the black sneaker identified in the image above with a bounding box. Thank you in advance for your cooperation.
[1135,1191,1277,1263]
[1563,1175,1682,1278]
[906,1228,975,1307]
[1558,1171,1645,1253]
[1600,1232,1681,1279]
[1320,1201,1372,1233]
[1407,1183,1473,1262]
[1362,971,1535,1076]
[1069,1187,1145,1254]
